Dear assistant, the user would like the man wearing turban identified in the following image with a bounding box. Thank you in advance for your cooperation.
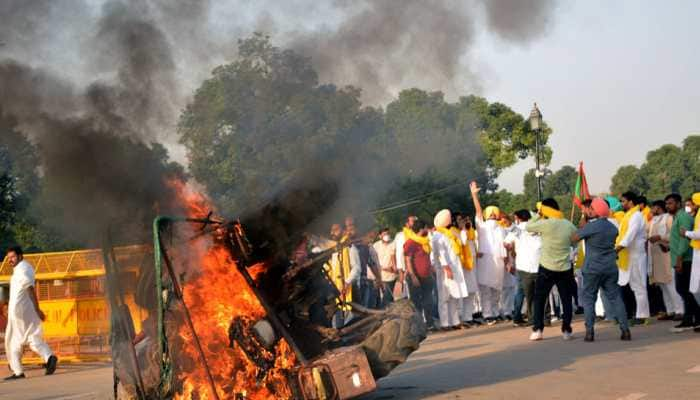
[431,209,469,330]
[469,181,507,325]
[572,198,631,342]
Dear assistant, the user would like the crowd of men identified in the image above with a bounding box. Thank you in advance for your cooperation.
[318,182,700,342]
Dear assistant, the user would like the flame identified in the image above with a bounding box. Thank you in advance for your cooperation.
[169,180,297,399]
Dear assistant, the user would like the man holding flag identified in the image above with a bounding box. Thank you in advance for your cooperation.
[572,162,592,216]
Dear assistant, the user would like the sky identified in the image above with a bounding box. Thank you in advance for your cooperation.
[478,1,700,193]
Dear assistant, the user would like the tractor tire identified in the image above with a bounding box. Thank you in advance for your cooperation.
[360,299,427,379]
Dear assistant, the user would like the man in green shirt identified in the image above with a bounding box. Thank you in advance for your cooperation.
[666,193,699,332]
[526,198,578,341]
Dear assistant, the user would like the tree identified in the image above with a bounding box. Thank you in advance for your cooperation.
[460,95,553,180]
[608,135,700,201]
[179,34,557,231]
[610,165,646,196]
[179,33,384,217]
[0,112,44,253]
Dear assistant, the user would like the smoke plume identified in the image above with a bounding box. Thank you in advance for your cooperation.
[290,0,559,104]
[0,0,560,246]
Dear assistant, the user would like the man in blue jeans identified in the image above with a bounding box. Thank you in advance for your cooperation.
[571,198,631,342]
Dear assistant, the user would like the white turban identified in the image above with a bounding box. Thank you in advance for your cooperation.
[433,209,452,228]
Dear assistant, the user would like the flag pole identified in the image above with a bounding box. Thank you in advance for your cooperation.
[570,161,583,222]
[570,198,576,221]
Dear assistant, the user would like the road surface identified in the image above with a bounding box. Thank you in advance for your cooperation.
[1,317,699,399]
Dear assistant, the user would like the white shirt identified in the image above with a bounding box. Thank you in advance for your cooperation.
[504,223,542,274]
[8,260,36,318]
[394,231,406,271]
[619,210,646,253]
[373,240,397,282]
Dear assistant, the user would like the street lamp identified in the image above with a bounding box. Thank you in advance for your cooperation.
[529,103,543,201]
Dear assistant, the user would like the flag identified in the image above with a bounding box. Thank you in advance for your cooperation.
[573,161,591,209]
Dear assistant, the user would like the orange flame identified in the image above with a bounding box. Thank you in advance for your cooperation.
[169,180,296,399]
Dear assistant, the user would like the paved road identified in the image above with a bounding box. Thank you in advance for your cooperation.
[363,318,700,400]
[0,362,113,400]
[1,318,698,399]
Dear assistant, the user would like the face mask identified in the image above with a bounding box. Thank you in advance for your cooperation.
[686,206,693,214]
[382,234,391,242]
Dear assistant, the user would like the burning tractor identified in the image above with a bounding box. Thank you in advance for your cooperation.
[107,188,426,399]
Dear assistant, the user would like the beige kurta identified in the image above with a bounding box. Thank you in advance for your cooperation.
[648,214,673,284]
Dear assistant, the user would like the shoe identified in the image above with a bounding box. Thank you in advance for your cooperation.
[505,315,513,321]
[673,314,684,322]
[4,373,25,381]
[620,329,632,341]
[584,330,595,342]
[470,319,483,326]
[45,355,58,375]
[562,331,574,341]
[486,318,498,326]
[512,319,528,327]
[657,312,673,321]
[694,326,700,333]
[633,318,650,326]
[529,330,544,341]
[461,321,472,329]
[670,323,695,333]
[452,325,463,330]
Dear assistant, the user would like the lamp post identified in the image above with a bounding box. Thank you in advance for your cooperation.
[529,103,543,201]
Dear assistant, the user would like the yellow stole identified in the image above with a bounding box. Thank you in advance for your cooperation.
[613,211,625,225]
[642,206,652,223]
[615,205,640,271]
[436,227,463,268]
[403,227,431,254]
[691,213,700,250]
[325,235,352,307]
[575,241,585,269]
[461,228,476,270]
[541,205,564,219]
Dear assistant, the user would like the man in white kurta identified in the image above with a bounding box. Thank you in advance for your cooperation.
[648,205,684,318]
[470,181,507,325]
[615,193,650,322]
[4,247,57,379]
[457,215,480,324]
[431,210,469,329]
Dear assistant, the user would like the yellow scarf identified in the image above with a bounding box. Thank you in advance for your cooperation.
[436,227,464,267]
[461,228,476,270]
[575,241,585,269]
[615,205,639,271]
[403,226,431,254]
[613,211,625,225]
[541,205,564,219]
[691,212,700,250]
[324,235,352,308]
[642,206,652,223]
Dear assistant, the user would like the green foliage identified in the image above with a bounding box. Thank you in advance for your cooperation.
[0,112,42,253]
[179,34,553,230]
[609,135,699,201]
